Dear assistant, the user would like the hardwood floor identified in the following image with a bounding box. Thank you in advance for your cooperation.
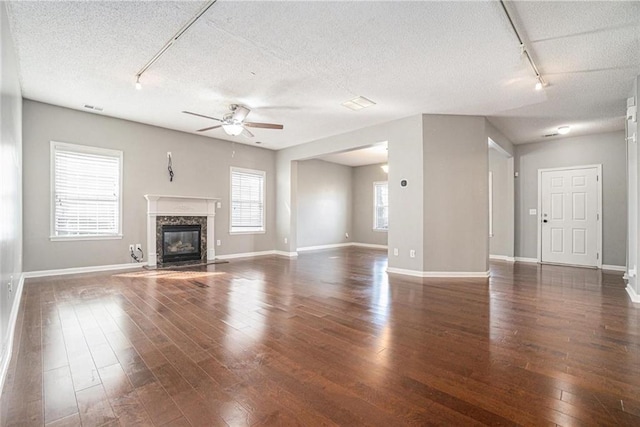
[2,247,639,426]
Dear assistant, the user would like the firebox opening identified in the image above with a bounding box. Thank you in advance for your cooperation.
[161,224,202,264]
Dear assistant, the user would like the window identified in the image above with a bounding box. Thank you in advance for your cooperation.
[373,181,388,231]
[230,167,265,233]
[51,141,122,240]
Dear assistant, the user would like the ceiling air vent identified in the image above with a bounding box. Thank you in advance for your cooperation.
[84,104,103,112]
[543,133,559,138]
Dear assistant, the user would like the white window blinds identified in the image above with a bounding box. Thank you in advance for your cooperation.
[52,142,122,238]
[231,167,265,232]
[374,181,389,230]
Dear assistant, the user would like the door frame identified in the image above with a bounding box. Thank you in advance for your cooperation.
[536,164,603,268]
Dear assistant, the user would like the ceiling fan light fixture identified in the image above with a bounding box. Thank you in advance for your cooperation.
[222,123,244,136]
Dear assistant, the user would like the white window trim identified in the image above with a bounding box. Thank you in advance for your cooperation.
[373,180,389,232]
[50,141,123,241]
[229,166,266,235]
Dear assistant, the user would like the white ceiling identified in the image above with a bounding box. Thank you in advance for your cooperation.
[6,1,640,151]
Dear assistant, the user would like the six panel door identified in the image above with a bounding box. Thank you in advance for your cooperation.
[540,167,599,267]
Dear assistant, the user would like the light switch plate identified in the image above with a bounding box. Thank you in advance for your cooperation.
[529,209,537,215]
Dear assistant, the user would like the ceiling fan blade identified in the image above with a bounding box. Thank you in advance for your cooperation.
[182,111,223,122]
[197,125,222,132]
[231,105,250,122]
[242,127,255,138]
[244,122,284,130]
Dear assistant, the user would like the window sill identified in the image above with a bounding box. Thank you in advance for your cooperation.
[372,228,388,232]
[50,234,123,242]
[230,229,266,235]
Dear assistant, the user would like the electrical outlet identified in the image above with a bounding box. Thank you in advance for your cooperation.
[216,240,221,246]
[167,151,172,158]
[410,249,416,258]
[393,248,398,256]
[345,232,349,239]
[216,201,222,209]
[284,237,288,244]
[129,244,134,252]
[135,243,142,251]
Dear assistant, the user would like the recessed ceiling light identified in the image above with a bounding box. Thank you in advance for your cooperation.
[558,126,571,135]
[342,96,376,111]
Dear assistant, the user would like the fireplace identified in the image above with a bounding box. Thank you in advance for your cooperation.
[161,224,202,264]
[145,195,219,267]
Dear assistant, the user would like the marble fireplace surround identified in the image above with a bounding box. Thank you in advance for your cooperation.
[144,195,220,267]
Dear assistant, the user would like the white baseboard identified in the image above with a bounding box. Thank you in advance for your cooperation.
[297,243,352,252]
[23,262,146,278]
[490,255,515,262]
[602,264,626,272]
[216,250,277,260]
[297,242,387,253]
[0,273,25,396]
[626,284,640,303]
[386,267,490,278]
[351,243,387,250]
[515,257,538,264]
[273,250,298,258]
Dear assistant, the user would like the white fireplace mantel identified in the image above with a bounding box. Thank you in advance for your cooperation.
[144,194,221,267]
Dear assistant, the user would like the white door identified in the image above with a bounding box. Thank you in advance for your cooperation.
[540,166,600,267]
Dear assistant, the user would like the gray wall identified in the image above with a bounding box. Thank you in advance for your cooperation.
[486,119,514,156]
[515,131,627,266]
[22,101,277,271]
[0,2,23,384]
[489,147,510,257]
[422,115,489,273]
[352,163,388,246]
[276,115,424,271]
[296,159,352,248]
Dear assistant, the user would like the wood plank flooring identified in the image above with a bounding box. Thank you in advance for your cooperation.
[1,247,639,426]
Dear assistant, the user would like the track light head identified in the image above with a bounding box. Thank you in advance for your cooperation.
[135,75,142,90]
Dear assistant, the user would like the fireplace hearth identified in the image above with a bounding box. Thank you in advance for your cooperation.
[162,224,201,264]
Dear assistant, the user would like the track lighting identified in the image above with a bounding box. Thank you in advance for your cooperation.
[133,0,216,91]
[500,1,547,92]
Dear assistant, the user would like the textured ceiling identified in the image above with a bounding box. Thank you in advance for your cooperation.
[6,1,640,150]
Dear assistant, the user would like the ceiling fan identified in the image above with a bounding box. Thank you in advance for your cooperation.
[182,104,283,137]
